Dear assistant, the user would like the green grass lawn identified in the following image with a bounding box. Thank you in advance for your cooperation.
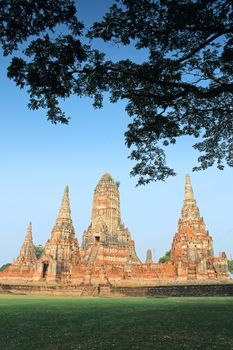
[0,295,233,350]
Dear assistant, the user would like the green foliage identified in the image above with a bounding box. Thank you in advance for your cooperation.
[159,250,171,263]
[1,1,233,184]
[0,296,233,350]
[0,263,11,272]
[34,245,44,260]
[228,260,233,274]
[115,181,120,188]
[0,0,81,55]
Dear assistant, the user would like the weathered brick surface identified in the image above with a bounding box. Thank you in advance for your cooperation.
[0,222,36,279]
[110,284,233,297]
[170,175,229,281]
[1,282,233,297]
[34,186,80,281]
[0,174,231,289]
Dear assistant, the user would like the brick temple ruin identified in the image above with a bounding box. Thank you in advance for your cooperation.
[0,173,230,288]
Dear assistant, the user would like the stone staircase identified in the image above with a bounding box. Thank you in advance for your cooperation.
[87,244,99,265]
[80,285,99,297]
[187,264,197,280]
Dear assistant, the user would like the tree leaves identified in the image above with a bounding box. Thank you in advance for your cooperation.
[1,0,233,184]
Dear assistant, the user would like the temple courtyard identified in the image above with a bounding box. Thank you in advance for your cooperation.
[0,295,233,350]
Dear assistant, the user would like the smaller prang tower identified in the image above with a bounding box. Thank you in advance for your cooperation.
[81,173,140,277]
[170,175,229,280]
[34,186,80,281]
[145,249,153,264]
[1,222,36,279]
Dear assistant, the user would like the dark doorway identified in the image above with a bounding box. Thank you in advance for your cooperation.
[95,236,100,243]
[42,262,49,278]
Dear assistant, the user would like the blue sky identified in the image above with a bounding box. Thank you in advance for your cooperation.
[0,1,232,266]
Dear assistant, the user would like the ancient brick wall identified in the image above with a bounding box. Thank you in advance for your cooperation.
[110,284,233,297]
[1,282,233,297]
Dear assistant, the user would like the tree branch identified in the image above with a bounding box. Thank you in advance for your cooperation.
[175,28,233,64]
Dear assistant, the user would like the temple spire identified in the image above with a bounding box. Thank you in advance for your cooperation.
[36,186,80,280]
[181,174,200,220]
[25,221,33,240]
[91,173,121,233]
[184,174,195,202]
[16,222,36,265]
[57,185,71,224]
[145,249,153,263]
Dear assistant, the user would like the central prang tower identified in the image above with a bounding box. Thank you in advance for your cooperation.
[81,173,140,272]
[92,173,121,233]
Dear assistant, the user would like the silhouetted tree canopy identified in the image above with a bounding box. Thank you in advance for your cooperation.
[2,0,233,184]
[0,0,81,54]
